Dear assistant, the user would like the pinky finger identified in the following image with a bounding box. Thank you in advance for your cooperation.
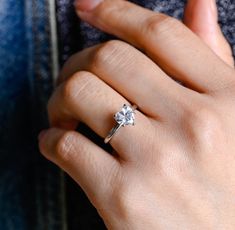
[38,128,121,205]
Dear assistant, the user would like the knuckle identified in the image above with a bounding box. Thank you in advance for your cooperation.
[62,71,93,105]
[145,14,183,37]
[112,183,150,223]
[55,131,77,163]
[111,184,136,220]
[182,103,222,145]
[91,40,126,69]
[190,106,219,128]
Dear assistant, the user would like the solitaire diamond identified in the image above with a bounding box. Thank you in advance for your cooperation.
[104,104,137,144]
[114,104,135,126]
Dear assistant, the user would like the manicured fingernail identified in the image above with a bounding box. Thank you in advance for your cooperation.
[74,0,103,12]
[38,130,48,141]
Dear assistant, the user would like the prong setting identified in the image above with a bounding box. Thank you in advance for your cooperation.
[105,104,137,144]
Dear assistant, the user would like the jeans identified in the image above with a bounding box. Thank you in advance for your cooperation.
[0,0,65,229]
[0,0,234,229]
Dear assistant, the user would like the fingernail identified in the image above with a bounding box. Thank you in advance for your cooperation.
[38,130,48,141]
[74,0,103,12]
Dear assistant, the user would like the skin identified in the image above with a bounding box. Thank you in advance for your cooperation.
[39,0,235,229]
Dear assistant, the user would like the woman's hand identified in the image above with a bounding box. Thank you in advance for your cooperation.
[39,0,235,229]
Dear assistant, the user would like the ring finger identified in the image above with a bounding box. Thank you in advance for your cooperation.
[48,71,153,159]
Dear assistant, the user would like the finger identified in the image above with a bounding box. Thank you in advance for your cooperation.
[48,71,150,158]
[184,0,234,67]
[74,0,234,93]
[38,127,120,204]
[59,40,193,119]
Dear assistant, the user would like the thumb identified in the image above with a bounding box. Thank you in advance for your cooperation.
[184,0,234,67]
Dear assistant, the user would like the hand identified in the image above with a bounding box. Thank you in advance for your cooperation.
[39,0,235,229]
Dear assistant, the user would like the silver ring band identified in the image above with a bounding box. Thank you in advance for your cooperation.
[104,104,137,144]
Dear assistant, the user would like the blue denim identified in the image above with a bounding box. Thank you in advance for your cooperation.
[0,2,30,228]
[0,0,65,229]
[0,0,235,229]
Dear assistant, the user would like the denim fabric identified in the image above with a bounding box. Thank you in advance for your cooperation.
[0,1,31,228]
[1,0,235,230]
[0,1,65,229]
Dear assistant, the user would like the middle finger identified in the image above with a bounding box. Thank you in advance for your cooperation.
[60,40,193,119]
[75,0,234,94]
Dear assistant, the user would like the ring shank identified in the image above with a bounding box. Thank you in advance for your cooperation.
[104,123,123,144]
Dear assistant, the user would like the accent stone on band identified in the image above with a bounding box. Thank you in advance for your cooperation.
[114,104,135,126]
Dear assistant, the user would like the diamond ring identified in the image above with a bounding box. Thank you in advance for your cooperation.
[104,104,137,144]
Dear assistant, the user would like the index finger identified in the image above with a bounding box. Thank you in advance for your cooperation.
[75,0,234,94]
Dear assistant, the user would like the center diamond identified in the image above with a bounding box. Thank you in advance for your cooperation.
[114,104,135,126]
